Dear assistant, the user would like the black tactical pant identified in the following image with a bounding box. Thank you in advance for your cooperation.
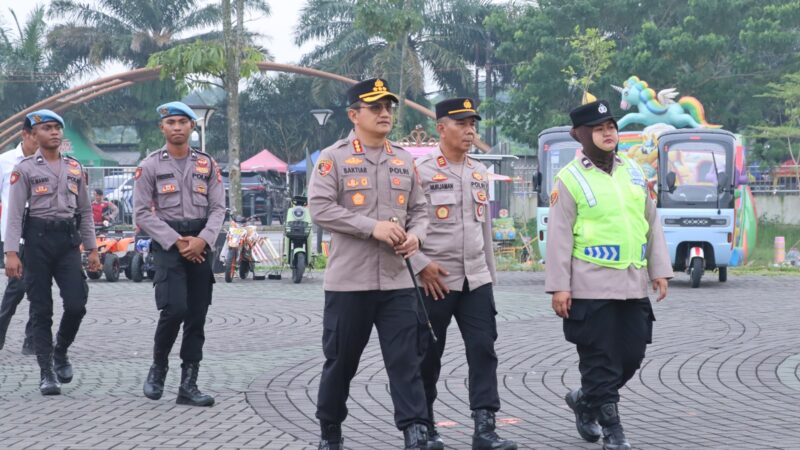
[316,289,428,431]
[421,281,500,423]
[0,245,33,345]
[151,240,214,365]
[563,298,655,408]
[23,221,88,356]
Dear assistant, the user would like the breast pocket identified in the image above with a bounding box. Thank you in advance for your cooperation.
[192,179,209,207]
[429,192,457,224]
[30,183,55,212]
[389,176,412,210]
[472,189,489,222]
[156,180,181,209]
[343,176,372,209]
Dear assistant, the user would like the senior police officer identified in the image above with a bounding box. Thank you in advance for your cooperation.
[309,78,430,450]
[134,101,225,407]
[410,98,517,450]
[545,100,672,450]
[4,110,100,395]
[0,116,37,354]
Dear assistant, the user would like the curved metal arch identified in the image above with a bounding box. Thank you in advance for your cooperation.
[1,62,488,151]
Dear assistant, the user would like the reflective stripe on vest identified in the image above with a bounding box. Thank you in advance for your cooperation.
[556,155,649,270]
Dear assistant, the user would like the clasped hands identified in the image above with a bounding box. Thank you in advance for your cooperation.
[175,236,207,263]
[372,220,419,258]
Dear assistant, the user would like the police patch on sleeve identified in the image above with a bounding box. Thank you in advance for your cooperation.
[10,171,20,185]
[550,188,559,206]
[317,159,333,177]
[134,167,142,180]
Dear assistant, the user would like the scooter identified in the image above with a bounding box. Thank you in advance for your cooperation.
[130,237,157,282]
[283,196,313,284]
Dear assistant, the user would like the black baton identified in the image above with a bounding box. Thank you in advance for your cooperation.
[391,217,437,343]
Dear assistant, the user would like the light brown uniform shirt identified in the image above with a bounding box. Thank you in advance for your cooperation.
[133,147,225,250]
[308,131,428,291]
[544,155,673,299]
[4,149,96,253]
[409,148,496,291]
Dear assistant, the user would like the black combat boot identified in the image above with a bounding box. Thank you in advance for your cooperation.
[21,336,35,355]
[37,354,61,396]
[176,362,214,406]
[53,335,73,383]
[472,409,518,450]
[597,403,631,450]
[317,422,343,450]
[427,422,444,450]
[565,388,601,442]
[403,423,428,450]
[143,363,169,400]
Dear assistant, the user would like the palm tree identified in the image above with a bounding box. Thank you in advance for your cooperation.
[0,6,69,121]
[47,0,223,69]
[295,0,475,134]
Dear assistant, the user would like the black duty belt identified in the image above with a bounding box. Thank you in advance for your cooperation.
[26,217,78,231]
[165,219,208,234]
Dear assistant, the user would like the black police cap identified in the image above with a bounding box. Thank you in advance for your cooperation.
[347,78,400,105]
[435,97,482,120]
[569,100,617,128]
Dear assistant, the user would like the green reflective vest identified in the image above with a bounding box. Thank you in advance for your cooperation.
[556,154,649,270]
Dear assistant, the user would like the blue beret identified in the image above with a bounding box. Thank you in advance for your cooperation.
[26,109,64,128]
[156,101,198,120]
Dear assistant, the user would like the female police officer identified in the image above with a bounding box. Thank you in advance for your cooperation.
[545,100,672,450]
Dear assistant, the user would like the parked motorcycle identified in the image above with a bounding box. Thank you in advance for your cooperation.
[221,216,270,282]
[283,196,313,284]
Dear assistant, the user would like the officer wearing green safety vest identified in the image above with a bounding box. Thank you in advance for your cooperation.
[545,100,673,450]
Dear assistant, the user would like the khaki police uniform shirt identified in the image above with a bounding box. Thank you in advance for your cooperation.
[4,149,96,253]
[308,131,428,291]
[133,147,225,250]
[409,148,496,291]
[544,155,673,299]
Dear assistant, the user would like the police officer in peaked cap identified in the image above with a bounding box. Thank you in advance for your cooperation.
[545,100,673,450]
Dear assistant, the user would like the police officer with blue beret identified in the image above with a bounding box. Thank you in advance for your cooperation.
[4,109,100,395]
[134,101,225,407]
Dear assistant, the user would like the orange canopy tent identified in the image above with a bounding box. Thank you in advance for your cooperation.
[240,149,288,173]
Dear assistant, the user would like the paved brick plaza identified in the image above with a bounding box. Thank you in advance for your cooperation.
[0,270,798,449]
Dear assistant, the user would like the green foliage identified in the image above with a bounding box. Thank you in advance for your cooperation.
[561,26,616,98]
[487,0,800,148]
[147,40,264,95]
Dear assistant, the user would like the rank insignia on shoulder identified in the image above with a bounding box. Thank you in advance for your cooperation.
[581,157,592,169]
[10,171,20,185]
[161,151,170,160]
[384,142,394,155]
[472,172,483,181]
[344,157,364,165]
[432,173,448,182]
[134,167,143,180]
[161,184,177,193]
[317,159,333,177]
[436,156,447,168]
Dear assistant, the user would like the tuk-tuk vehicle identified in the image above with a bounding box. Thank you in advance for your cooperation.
[532,126,580,260]
[657,129,737,287]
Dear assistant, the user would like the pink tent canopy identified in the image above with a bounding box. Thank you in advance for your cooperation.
[241,149,288,173]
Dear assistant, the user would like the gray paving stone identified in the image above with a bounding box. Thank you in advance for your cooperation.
[0,271,799,449]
